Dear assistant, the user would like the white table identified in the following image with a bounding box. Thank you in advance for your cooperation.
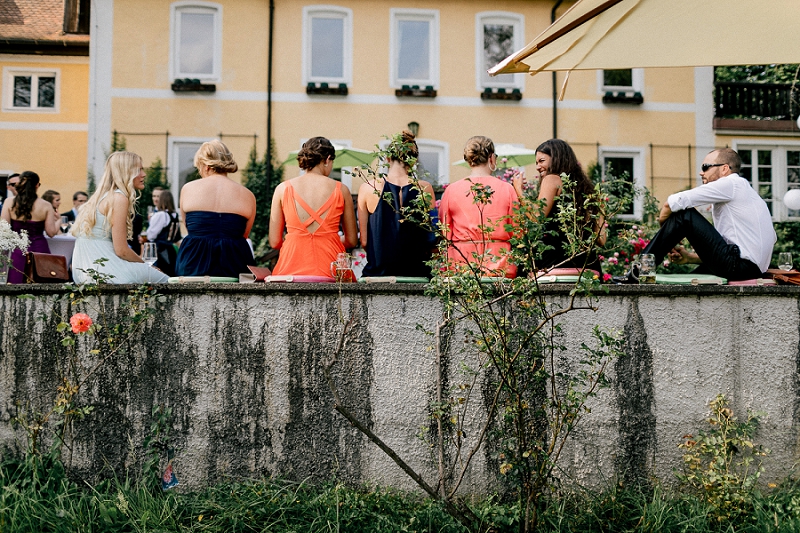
[46,234,76,265]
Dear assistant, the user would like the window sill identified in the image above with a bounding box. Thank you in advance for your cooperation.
[602,91,643,105]
[603,91,644,105]
[171,79,216,93]
[481,88,522,101]
[713,118,800,133]
[306,83,348,96]
[395,85,437,98]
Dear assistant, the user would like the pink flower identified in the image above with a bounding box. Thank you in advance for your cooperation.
[614,252,619,258]
[603,273,612,282]
[70,313,92,334]
[598,255,605,261]
[663,260,670,267]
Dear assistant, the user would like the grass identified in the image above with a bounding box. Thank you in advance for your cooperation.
[3,455,800,532]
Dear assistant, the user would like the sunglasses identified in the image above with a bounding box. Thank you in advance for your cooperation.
[701,163,725,172]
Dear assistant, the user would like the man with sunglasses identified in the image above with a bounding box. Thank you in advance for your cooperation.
[634,148,775,281]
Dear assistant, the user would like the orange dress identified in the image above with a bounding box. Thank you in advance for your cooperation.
[273,181,346,277]
[439,176,518,278]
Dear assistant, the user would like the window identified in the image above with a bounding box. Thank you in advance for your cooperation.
[599,147,645,219]
[737,143,800,221]
[390,9,439,89]
[416,140,449,186]
[598,68,644,92]
[3,69,58,112]
[171,2,222,81]
[475,12,524,91]
[169,140,205,202]
[303,6,352,86]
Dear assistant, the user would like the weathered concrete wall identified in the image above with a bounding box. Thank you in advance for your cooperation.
[1,284,799,492]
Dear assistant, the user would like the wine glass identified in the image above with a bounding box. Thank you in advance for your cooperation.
[60,215,70,234]
[778,252,793,271]
[142,242,158,266]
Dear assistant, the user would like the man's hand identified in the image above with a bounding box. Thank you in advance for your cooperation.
[658,201,672,226]
[668,245,701,265]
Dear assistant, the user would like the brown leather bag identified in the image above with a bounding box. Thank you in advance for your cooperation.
[25,252,69,283]
[765,268,800,285]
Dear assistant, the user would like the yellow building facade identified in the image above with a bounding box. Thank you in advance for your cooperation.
[0,0,90,201]
[88,0,800,221]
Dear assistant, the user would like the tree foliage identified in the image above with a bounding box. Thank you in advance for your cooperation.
[242,141,283,259]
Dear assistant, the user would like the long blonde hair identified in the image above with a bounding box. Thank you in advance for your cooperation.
[73,151,142,239]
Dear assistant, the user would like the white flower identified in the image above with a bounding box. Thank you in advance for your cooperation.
[0,219,30,266]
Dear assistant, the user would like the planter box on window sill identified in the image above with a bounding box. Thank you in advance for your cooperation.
[602,91,643,105]
[395,85,436,98]
[481,88,522,101]
[171,79,216,93]
[306,82,348,96]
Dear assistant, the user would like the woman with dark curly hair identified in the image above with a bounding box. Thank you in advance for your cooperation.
[532,139,605,271]
[0,171,59,283]
[357,130,435,277]
[270,136,357,277]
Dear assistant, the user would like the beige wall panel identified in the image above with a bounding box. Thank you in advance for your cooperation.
[0,130,88,195]
[114,0,268,91]
[645,68,695,103]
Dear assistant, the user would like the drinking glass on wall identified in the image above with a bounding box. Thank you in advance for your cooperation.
[778,252,793,271]
[142,242,158,266]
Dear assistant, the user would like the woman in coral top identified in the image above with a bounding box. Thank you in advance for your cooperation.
[439,136,519,278]
[269,137,358,277]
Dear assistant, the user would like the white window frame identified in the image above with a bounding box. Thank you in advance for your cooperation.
[169,137,209,203]
[389,9,440,89]
[416,139,449,186]
[475,11,524,91]
[170,1,222,82]
[2,67,60,112]
[734,140,800,222]
[597,68,644,93]
[302,5,353,87]
[599,147,646,220]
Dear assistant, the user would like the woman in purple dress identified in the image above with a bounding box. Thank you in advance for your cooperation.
[0,171,59,283]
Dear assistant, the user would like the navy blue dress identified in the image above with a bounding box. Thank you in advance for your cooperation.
[362,181,435,278]
[175,211,255,277]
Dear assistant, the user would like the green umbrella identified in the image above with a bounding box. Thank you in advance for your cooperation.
[283,144,376,169]
[452,143,538,168]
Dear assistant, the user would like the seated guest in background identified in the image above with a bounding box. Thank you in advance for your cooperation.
[176,140,256,277]
[0,171,59,284]
[530,139,605,272]
[62,190,88,222]
[71,152,168,284]
[149,186,164,218]
[357,130,435,278]
[6,173,20,198]
[439,136,518,278]
[270,137,357,277]
[41,190,61,213]
[144,189,182,277]
[639,148,776,281]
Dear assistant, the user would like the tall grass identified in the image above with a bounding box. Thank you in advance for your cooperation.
[3,454,800,532]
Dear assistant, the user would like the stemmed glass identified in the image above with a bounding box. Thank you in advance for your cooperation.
[142,242,158,267]
[778,252,793,271]
[60,215,70,234]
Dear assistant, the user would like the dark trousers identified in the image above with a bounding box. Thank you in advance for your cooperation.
[642,208,763,281]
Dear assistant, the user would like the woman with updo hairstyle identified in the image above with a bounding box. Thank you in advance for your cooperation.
[357,130,435,277]
[532,139,605,271]
[71,152,169,284]
[1,171,59,283]
[438,136,519,278]
[269,136,357,277]
[175,139,256,277]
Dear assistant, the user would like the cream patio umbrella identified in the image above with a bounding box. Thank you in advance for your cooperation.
[452,143,538,168]
[489,0,800,77]
[283,144,376,169]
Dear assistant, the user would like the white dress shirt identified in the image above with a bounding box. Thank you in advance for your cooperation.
[667,173,776,272]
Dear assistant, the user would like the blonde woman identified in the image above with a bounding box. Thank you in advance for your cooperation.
[175,140,256,276]
[439,136,519,278]
[71,152,169,284]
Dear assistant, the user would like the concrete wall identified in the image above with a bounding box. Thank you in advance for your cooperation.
[1,283,799,492]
